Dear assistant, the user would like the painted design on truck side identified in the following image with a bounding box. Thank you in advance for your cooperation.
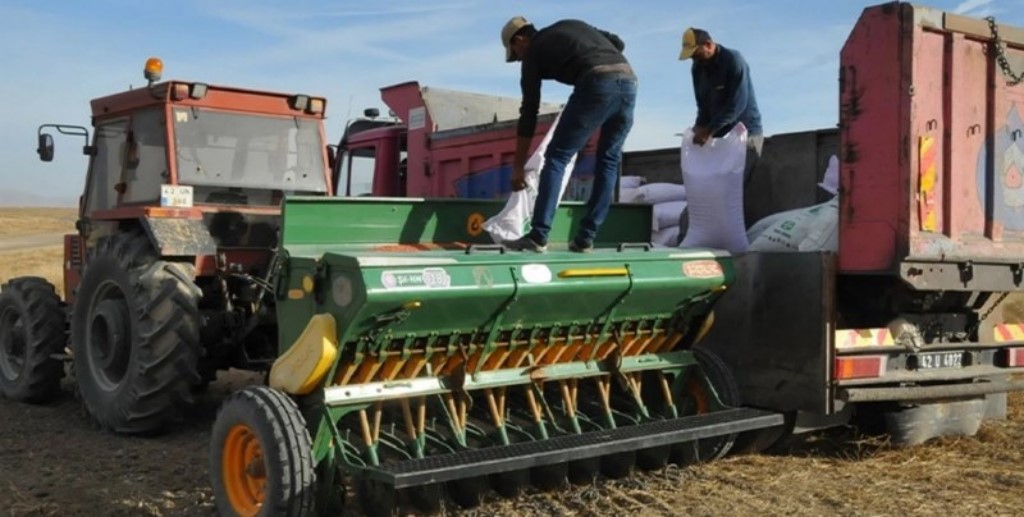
[453,155,597,200]
[977,103,1024,230]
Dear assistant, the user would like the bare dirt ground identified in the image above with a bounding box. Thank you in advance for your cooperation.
[2,209,1024,516]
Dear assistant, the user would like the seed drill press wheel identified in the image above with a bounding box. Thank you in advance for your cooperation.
[670,346,741,465]
[211,386,316,516]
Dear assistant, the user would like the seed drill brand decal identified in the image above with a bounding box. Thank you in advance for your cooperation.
[380,268,451,290]
[682,260,723,279]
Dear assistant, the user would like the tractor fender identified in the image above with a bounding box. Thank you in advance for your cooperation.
[140,216,218,257]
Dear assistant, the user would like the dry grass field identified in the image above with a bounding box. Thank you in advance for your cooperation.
[0,208,1022,516]
[0,208,76,238]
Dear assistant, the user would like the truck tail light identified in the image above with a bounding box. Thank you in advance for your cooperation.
[835,355,887,380]
[998,347,1024,368]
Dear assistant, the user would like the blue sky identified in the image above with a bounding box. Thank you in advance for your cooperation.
[0,0,1020,205]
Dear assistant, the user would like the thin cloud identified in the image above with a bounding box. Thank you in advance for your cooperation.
[953,0,995,14]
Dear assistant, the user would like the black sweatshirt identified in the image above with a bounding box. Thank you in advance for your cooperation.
[517,20,629,138]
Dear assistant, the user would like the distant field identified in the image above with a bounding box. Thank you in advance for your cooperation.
[0,209,73,295]
[0,208,76,237]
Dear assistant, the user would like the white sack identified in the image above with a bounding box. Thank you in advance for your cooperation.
[818,155,839,195]
[636,182,687,205]
[748,199,833,252]
[746,207,804,243]
[798,196,839,251]
[747,156,841,246]
[653,200,687,232]
[619,186,642,203]
[483,111,577,242]
[652,225,681,247]
[620,175,645,189]
[678,124,749,253]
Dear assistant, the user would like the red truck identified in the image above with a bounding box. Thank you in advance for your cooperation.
[331,81,598,201]
[335,2,1024,448]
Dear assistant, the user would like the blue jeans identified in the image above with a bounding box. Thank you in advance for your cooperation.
[527,73,637,245]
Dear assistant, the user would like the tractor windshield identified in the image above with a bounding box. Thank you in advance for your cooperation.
[172,108,328,194]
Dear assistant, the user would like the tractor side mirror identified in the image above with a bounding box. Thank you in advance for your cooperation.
[37,133,54,162]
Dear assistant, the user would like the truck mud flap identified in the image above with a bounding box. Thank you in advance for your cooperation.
[365,408,782,489]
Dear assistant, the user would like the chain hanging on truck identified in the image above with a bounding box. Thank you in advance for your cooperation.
[986,16,1024,86]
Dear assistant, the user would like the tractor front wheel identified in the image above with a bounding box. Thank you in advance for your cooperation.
[211,386,316,517]
[0,277,66,403]
[70,232,202,434]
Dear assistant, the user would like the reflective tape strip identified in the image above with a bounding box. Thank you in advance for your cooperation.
[835,328,895,349]
[994,323,1024,343]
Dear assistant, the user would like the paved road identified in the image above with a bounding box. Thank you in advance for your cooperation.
[0,232,65,252]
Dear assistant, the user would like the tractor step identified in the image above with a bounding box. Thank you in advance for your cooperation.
[366,407,783,488]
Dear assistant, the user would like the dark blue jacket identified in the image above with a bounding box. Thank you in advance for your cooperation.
[692,44,762,137]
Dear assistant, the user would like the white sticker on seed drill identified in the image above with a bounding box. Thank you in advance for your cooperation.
[380,268,451,290]
[520,264,552,284]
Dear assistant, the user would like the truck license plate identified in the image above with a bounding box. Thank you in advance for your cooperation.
[912,351,964,370]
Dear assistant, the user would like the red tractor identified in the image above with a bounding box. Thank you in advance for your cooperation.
[0,58,334,434]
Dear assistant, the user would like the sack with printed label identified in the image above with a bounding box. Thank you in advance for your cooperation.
[746,207,804,243]
[748,198,835,252]
[798,196,839,251]
[483,111,577,242]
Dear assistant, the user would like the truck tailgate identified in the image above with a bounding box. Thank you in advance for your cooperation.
[840,3,1024,277]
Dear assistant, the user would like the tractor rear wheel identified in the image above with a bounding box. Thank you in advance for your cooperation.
[0,277,66,403]
[70,231,202,434]
[211,386,316,517]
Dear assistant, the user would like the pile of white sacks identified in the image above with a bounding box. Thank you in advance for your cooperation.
[621,123,840,254]
[618,176,687,247]
[746,155,840,252]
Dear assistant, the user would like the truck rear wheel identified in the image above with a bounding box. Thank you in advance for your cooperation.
[71,231,201,434]
[856,397,987,446]
[0,277,66,403]
[211,386,316,517]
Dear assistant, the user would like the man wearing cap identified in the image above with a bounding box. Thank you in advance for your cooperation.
[500,16,637,253]
[680,27,763,227]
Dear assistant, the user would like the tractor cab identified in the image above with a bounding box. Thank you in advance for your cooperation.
[37,57,333,218]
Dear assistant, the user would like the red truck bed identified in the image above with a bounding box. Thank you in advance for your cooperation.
[840,3,1024,284]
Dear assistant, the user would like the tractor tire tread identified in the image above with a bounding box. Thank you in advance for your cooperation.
[211,386,316,517]
[0,277,66,403]
[72,231,202,435]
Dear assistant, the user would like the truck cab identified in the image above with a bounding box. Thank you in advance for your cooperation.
[332,81,599,201]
